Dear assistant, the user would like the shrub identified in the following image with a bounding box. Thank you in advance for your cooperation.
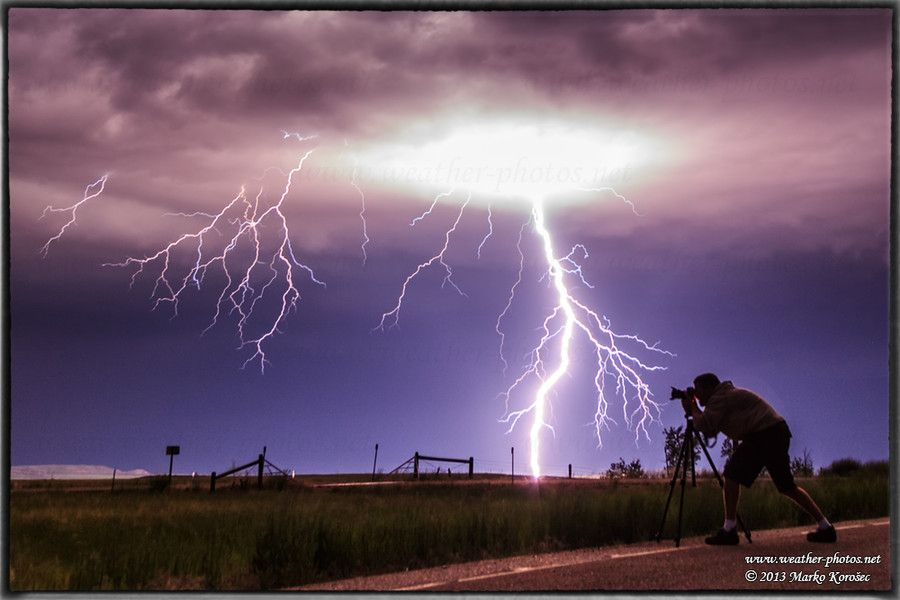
[607,458,645,479]
[148,477,170,493]
[790,448,814,477]
[820,458,862,477]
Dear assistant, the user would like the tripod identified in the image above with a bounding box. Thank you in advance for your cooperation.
[654,412,752,547]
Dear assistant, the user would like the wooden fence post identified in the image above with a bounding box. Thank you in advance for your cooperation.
[413,452,419,480]
[257,454,264,490]
[372,443,379,482]
[468,457,474,479]
[210,472,217,493]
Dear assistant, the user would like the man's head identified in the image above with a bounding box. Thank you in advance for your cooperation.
[692,372,721,406]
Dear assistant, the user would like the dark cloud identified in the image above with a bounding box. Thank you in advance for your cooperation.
[8,9,891,255]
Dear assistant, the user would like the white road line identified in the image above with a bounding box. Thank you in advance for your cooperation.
[396,561,601,590]
[835,520,889,530]
[611,547,684,559]
[457,570,519,583]
[395,581,444,591]
[458,563,585,580]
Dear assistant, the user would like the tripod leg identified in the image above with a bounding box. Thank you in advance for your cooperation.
[689,430,697,487]
[695,431,752,544]
[654,438,685,542]
[675,433,691,547]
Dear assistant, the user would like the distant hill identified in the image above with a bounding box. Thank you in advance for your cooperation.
[11,465,153,480]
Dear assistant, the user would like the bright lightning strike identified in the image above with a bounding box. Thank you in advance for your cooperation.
[378,185,673,479]
[497,194,674,478]
[104,144,324,372]
[39,174,109,257]
[366,118,673,479]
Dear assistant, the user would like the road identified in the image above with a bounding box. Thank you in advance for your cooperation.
[300,518,891,592]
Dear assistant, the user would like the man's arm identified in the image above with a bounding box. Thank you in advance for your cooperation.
[681,396,719,436]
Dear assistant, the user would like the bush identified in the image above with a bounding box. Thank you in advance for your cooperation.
[820,458,862,477]
[862,460,889,476]
[607,458,645,479]
[148,477,170,493]
[790,449,814,477]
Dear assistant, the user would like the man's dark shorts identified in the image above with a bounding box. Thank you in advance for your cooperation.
[724,420,797,493]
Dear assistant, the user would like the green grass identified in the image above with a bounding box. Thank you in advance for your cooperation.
[10,473,889,591]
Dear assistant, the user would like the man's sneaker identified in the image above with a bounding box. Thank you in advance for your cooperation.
[705,527,739,545]
[807,525,837,543]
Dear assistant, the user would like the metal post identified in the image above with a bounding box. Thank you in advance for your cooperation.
[468,457,474,479]
[372,443,379,482]
[111,468,116,492]
[165,445,180,488]
[413,452,419,480]
[568,464,572,479]
[511,447,515,483]
[257,454,264,489]
[210,472,217,493]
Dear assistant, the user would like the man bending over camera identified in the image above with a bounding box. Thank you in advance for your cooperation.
[680,373,836,545]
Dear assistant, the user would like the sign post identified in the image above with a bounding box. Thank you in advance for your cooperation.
[166,445,180,486]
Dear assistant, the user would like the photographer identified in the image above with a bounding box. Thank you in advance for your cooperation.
[679,373,836,546]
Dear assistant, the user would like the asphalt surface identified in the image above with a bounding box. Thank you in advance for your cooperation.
[300,518,891,592]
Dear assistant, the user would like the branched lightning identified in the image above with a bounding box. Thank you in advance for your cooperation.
[375,191,471,331]
[495,214,531,374]
[496,193,673,477]
[104,149,324,372]
[379,179,671,478]
[39,174,109,257]
[410,189,455,226]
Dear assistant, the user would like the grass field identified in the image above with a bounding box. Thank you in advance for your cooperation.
[9,469,890,591]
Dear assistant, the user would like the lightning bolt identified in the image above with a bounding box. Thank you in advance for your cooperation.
[375,191,471,331]
[346,145,370,264]
[576,186,642,216]
[104,148,324,372]
[39,174,109,257]
[281,130,319,142]
[410,189,455,227]
[476,204,494,259]
[378,180,671,479]
[495,214,531,374]
[498,193,673,478]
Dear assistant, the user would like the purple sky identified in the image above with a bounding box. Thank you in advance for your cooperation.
[9,9,891,476]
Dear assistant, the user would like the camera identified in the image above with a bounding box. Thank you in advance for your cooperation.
[669,386,695,401]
